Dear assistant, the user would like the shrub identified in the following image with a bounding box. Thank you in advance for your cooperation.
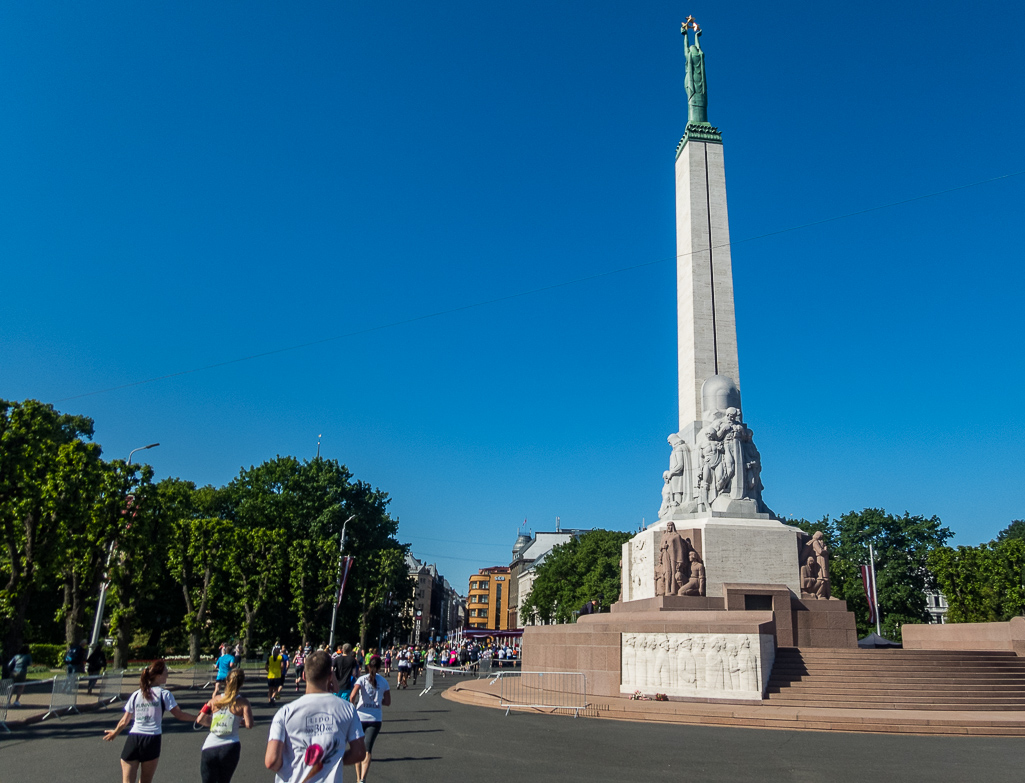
[29,643,67,669]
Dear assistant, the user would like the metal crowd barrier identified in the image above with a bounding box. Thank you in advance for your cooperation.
[95,670,125,704]
[419,664,479,696]
[0,679,12,733]
[42,673,80,721]
[497,671,587,717]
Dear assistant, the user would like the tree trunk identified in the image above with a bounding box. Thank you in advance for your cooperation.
[113,613,132,669]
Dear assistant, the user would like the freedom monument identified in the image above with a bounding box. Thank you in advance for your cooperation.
[523,20,857,702]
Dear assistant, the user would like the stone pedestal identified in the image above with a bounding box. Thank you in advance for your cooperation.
[622,516,802,600]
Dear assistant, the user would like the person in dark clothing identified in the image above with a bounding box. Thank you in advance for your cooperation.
[86,644,107,694]
[333,644,359,700]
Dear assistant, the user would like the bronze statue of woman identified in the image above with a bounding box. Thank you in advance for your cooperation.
[682,17,708,125]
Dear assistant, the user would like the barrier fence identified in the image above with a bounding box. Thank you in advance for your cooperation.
[418,664,481,696]
[0,679,12,733]
[497,671,587,717]
[43,673,80,720]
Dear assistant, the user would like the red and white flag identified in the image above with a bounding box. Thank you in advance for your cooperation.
[336,556,354,607]
[860,564,876,624]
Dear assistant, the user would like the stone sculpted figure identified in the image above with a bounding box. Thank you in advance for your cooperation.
[801,556,828,599]
[656,522,694,596]
[680,551,706,596]
[799,531,831,598]
[682,17,708,125]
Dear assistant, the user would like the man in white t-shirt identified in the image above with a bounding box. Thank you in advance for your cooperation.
[265,651,366,783]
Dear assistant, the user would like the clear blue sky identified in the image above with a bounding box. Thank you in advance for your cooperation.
[2,2,1023,592]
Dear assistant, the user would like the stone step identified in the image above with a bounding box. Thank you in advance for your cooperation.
[767,683,1025,695]
[766,689,1025,703]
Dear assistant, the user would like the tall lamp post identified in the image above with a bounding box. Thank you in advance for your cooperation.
[328,514,356,650]
[89,443,160,649]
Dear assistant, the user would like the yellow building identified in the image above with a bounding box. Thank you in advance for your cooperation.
[467,566,510,631]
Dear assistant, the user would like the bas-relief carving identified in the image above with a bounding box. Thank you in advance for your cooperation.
[621,632,770,700]
[658,376,772,521]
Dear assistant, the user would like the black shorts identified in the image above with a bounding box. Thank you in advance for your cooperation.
[121,733,162,763]
[361,721,382,753]
[267,677,284,688]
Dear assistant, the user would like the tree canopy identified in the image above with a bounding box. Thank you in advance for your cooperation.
[0,398,412,663]
[520,529,631,625]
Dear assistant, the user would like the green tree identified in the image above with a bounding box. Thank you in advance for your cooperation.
[352,547,409,649]
[995,520,1025,543]
[520,530,632,625]
[105,464,159,667]
[167,517,233,662]
[226,526,286,658]
[929,539,1025,622]
[0,399,96,652]
[830,509,952,641]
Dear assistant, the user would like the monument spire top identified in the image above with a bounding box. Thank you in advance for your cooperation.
[678,17,721,149]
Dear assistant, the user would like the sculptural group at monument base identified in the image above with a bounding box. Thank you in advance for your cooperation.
[658,376,771,521]
[654,521,706,597]
[621,631,773,700]
[799,530,833,599]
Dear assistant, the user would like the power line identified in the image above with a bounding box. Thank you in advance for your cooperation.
[55,167,1025,403]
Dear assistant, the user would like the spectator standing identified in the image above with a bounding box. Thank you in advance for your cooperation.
[349,655,390,783]
[102,660,196,783]
[86,644,107,695]
[265,651,366,783]
[197,668,253,783]
[65,638,87,675]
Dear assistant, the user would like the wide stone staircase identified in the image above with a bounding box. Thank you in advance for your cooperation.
[766,647,1025,711]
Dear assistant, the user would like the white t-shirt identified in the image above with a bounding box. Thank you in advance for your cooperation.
[353,674,390,723]
[124,687,177,735]
[269,693,365,783]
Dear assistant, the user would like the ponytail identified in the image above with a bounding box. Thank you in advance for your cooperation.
[140,659,167,701]
[213,668,245,711]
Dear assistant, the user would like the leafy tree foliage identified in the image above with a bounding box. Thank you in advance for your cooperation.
[0,399,412,662]
[995,520,1025,543]
[929,539,1025,623]
[520,529,632,625]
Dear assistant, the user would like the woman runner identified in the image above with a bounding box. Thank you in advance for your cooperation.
[349,655,390,783]
[103,660,196,783]
[197,668,253,783]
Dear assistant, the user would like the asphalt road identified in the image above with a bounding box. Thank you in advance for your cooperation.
[1,675,1021,783]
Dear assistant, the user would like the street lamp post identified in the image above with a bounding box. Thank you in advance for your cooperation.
[327,514,356,650]
[89,443,160,649]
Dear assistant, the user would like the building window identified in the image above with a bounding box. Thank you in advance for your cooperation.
[479,609,488,618]
[479,595,488,604]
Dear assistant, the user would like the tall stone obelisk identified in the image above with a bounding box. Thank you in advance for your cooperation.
[621,20,805,601]
[674,18,739,437]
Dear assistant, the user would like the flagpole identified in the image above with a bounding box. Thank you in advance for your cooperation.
[328,514,356,650]
[868,542,881,636]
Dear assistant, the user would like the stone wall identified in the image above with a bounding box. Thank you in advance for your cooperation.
[902,616,1025,656]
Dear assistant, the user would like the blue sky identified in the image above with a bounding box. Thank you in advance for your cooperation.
[2,1,1023,592]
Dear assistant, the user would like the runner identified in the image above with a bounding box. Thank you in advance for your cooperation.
[266,645,285,706]
[197,668,253,783]
[103,660,196,783]
[265,651,366,783]
[213,644,235,699]
[395,648,410,689]
[333,644,359,700]
[350,655,390,783]
[292,647,307,692]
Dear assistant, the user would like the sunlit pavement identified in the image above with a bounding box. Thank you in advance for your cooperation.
[2,672,1021,783]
